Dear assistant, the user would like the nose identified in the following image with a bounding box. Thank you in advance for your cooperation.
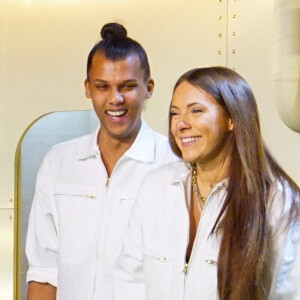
[176,114,191,130]
[109,90,124,105]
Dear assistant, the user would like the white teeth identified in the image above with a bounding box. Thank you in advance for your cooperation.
[182,137,200,143]
[106,110,126,116]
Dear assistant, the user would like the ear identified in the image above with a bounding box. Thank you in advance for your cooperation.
[145,78,154,99]
[84,79,91,98]
[228,118,233,131]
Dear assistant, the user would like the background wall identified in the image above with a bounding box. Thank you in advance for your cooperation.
[0,0,299,298]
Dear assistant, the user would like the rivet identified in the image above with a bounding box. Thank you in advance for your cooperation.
[233,14,237,18]
[218,51,222,55]
[218,33,222,37]
[9,216,12,220]
[232,67,236,71]
[233,32,236,36]
[218,15,222,20]
[232,50,236,54]
[9,198,13,203]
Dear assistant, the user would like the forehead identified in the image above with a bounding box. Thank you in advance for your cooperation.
[89,52,144,82]
[172,81,219,108]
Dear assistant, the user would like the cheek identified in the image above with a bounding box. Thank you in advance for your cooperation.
[92,99,104,110]
[91,92,107,104]
[170,120,177,136]
[126,91,143,106]
[129,101,144,114]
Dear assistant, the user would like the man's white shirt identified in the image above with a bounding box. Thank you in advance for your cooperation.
[26,119,177,300]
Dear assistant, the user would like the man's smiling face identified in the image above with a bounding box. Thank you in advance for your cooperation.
[85,51,154,143]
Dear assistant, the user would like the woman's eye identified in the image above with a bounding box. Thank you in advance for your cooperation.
[192,108,204,113]
[170,111,178,117]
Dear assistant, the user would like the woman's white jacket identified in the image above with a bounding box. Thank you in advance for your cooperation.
[113,160,300,300]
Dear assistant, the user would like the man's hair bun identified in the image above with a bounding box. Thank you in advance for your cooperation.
[101,23,127,40]
[87,22,150,81]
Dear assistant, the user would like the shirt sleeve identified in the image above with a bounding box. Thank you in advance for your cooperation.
[25,152,59,287]
[113,188,147,300]
[270,183,300,300]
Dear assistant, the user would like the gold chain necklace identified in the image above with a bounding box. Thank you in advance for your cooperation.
[192,165,207,212]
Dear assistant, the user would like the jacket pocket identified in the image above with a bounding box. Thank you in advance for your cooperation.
[201,255,218,296]
[143,253,174,300]
[54,184,100,263]
[54,184,98,200]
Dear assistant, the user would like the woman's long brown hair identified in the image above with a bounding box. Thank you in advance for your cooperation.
[168,67,300,300]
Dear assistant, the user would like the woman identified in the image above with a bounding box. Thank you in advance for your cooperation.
[113,67,300,300]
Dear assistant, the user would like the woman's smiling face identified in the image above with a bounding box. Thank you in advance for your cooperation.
[170,81,233,165]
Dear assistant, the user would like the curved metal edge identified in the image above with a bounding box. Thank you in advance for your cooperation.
[13,112,55,300]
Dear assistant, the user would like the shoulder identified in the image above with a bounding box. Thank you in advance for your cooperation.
[270,179,299,209]
[141,160,190,188]
[145,127,179,162]
[51,132,92,151]
[136,160,189,211]
[268,178,300,228]
[46,132,93,159]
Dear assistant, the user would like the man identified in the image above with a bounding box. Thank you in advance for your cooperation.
[26,23,176,300]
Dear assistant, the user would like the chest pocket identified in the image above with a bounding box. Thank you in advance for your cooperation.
[54,184,100,263]
[143,249,174,300]
[54,184,98,199]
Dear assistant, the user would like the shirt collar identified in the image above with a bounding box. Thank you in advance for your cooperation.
[77,119,155,162]
[169,161,229,191]
[78,125,101,160]
[123,119,155,163]
[170,161,192,184]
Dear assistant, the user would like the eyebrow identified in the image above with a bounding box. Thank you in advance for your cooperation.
[92,79,107,84]
[92,79,138,84]
[170,102,203,109]
[122,79,138,83]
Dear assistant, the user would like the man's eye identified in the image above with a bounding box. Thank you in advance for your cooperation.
[96,85,108,90]
[121,84,137,90]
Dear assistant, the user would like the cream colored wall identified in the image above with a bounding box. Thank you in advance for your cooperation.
[0,0,299,298]
[273,0,300,132]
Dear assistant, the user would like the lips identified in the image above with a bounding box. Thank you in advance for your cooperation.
[105,109,127,117]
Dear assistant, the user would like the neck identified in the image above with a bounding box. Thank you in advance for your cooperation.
[195,153,231,195]
[98,128,139,177]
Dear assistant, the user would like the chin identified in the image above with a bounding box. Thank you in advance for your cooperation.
[181,154,198,164]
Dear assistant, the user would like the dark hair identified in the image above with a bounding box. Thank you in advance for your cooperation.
[86,23,150,81]
[169,67,300,300]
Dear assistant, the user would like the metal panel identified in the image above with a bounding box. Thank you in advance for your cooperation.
[227,0,300,184]
[273,0,300,132]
